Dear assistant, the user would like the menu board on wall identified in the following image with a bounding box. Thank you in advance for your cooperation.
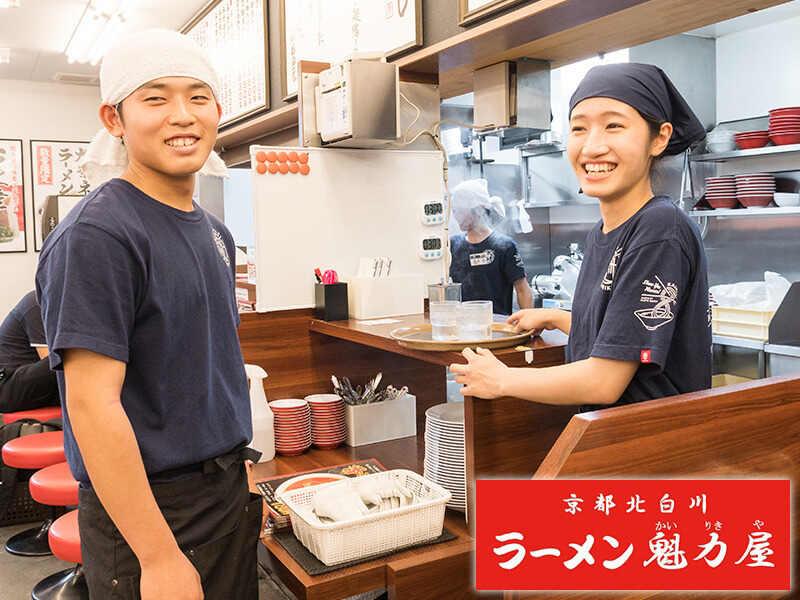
[280,0,422,99]
[458,0,527,26]
[30,140,90,251]
[185,0,269,127]
[0,139,26,253]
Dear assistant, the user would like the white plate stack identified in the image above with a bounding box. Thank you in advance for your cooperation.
[423,403,466,513]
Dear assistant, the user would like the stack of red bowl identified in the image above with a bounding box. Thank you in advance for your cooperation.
[269,399,312,456]
[768,107,800,145]
[734,173,775,208]
[305,394,347,450]
[704,175,738,209]
[734,130,769,150]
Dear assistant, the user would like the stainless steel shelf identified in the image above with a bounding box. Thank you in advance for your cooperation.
[690,143,800,162]
[689,206,800,218]
[713,334,765,351]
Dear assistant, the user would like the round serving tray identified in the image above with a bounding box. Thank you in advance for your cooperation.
[389,323,532,351]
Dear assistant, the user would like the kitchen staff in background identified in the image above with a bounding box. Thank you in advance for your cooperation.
[449,179,534,315]
[0,291,59,413]
[451,63,711,410]
[36,30,261,600]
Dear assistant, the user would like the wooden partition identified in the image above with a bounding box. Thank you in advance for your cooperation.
[505,376,800,600]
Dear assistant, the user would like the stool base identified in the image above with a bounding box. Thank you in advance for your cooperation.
[4,519,53,556]
[31,565,88,600]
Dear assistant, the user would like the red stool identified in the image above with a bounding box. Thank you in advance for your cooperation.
[32,510,88,600]
[30,462,79,508]
[0,406,61,425]
[2,431,65,556]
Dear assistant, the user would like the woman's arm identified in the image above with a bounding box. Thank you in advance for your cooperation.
[450,348,638,406]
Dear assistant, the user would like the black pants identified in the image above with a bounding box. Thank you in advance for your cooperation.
[0,358,60,413]
[78,460,262,599]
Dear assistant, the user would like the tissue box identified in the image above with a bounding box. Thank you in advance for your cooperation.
[345,394,417,447]
[347,274,425,320]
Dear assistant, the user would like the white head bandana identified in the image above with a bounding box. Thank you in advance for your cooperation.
[452,179,506,227]
[80,29,228,188]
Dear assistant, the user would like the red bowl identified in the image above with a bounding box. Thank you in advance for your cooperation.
[769,107,800,117]
[738,197,773,208]
[770,133,800,145]
[735,138,769,150]
[708,198,739,209]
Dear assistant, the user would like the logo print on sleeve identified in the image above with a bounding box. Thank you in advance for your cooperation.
[211,228,230,267]
[634,276,678,331]
[601,246,623,292]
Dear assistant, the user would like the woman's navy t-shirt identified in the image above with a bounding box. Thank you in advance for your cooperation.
[449,231,526,315]
[566,196,711,410]
[35,179,251,485]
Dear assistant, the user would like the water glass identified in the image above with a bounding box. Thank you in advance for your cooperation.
[457,300,493,340]
[430,301,460,341]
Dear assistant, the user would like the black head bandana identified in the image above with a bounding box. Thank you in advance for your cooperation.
[568,62,706,156]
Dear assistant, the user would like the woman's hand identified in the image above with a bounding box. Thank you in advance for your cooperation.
[449,347,509,399]
[507,308,570,335]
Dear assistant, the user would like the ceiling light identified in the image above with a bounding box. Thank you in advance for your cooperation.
[0,48,10,64]
[64,0,135,65]
[0,0,22,8]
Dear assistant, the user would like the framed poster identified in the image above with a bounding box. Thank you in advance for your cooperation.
[30,140,90,251]
[280,0,422,100]
[184,0,270,127]
[458,0,528,26]
[0,139,26,253]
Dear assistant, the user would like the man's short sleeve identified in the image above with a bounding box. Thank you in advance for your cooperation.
[591,240,691,372]
[35,223,140,370]
[502,239,526,283]
[21,304,47,346]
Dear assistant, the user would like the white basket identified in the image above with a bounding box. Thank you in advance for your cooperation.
[277,469,451,566]
[712,306,775,341]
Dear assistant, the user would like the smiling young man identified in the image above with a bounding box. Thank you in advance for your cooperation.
[452,63,711,411]
[35,30,261,599]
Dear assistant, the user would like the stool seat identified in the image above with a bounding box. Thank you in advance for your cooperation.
[1,406,61,425]
[49,510,81,565]
[30,462,79,507]
[2,431,65,470]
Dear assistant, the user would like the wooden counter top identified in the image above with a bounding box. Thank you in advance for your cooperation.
[252,439,479,600]
[309,313,567,368]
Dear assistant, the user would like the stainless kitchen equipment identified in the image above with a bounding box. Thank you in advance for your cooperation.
[765,282,800,377]
[531,242,582,309]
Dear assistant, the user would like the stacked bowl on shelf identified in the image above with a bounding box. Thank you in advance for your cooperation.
[769,107,800,145]
[704,175,738,209]
[423,403,466,513]
[305,394,347,450]
[734,173,776,208]
[270,398,312,456]
[733,130,769,150]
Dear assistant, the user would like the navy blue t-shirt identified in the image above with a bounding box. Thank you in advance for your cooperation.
[0,291,46,370]
[449,231,526,315]
[566,196,711,410]
[35,179,251,484]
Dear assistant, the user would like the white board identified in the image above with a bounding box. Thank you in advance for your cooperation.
[251,147,445,313]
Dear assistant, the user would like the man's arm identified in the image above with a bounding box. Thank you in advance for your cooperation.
[34,346,49,359]
[514,278,534,310]
[64,348,203,600]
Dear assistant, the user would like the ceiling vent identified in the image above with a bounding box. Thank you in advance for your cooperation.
[53,72,99,86]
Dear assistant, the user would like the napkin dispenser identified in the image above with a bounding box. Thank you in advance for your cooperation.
[347,274,425,320]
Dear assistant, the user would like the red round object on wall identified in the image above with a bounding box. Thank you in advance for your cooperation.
[277,151,288,162]
[288,162,299,174]
[255,163,267,175]
[287,151,298,162]
[255,151,267,163]
[265,151,277,162]
[278,162,289,174]
[298,152,309,164]
[268,163,279,174]
[299,163,310,175]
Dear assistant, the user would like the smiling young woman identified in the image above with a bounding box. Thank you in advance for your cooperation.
[451,63,712,412]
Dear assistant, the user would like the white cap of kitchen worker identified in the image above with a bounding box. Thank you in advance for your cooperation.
[451,179,506,230]
[79,29,227,189]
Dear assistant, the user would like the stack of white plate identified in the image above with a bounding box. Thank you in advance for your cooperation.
[423,403,466,513]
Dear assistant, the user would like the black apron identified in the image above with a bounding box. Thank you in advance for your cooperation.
[78,447,263,599]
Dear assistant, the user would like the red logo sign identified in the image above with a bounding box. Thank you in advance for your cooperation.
[640,349,652,363]
[476,479,790,591]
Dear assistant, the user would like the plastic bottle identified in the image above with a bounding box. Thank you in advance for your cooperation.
[244,364,275,462]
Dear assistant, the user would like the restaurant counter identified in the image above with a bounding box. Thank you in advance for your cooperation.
[240,310,800,600]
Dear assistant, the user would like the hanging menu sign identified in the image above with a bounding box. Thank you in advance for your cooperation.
[185,0,269,127]
[280,0,422,99]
